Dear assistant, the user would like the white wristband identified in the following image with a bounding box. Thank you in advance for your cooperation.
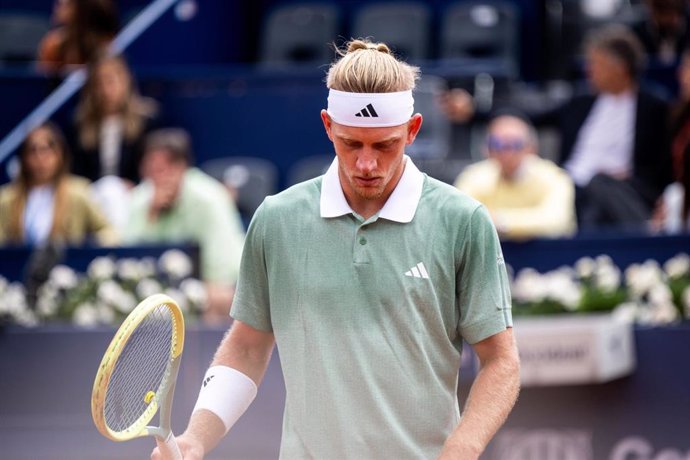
[192,365,258,434]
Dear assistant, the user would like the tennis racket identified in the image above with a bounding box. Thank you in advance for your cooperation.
[91,293,185,459]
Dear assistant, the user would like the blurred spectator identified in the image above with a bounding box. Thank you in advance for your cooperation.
[653,47,690,231]
[72,53,161,184]
[633,0,690,65]
[37,0,119,74]
[670,48,690,182]
[559,24,673,231]
[0,122,118,246]
[454,112,576,240]
[124,129,245,322]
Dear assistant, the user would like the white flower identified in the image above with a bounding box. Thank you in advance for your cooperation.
[136,278,162,299]
[164,287,189,312]
[648,284,673,307]
[97,280,123,304]
[180,278,208,310]
[97,280,137,315]
[96,302,116,324]
[650,302,679,325]
[594,264,621,293]
[88,256,116,279]
[555,265,577,278]
[117,258,143,282]
[544,271,581,310]
[48,265,79,290]
[0,275,8,294]
[575,257,596,278]
[73,303,100,328]
[595,254,614,268]
[612,302,639,324]
[0,282,32,326]
[115,291,138,314]
[139,257,158,278]
[159,250,193,280]
[625,260,665,298]
[663,253,690,279]
[35,284,60,317]
[512,268,547,302]
[0,282,29,317]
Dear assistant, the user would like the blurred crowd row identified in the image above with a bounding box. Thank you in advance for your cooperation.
[1,0,690,321]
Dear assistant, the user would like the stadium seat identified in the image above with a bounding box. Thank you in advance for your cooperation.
[259,3,340,68]
[350,2,431,61]
[286,154,333,186]
[0,12,50,64]
[199,156,279,222]
[439,1,520,77]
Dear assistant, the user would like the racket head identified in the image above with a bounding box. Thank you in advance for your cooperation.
[91,293,185,442]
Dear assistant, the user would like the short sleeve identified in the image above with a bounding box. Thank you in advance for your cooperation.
[456,204,512,344]
[230,202,273,331]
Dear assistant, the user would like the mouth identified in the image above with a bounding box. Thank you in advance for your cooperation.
[354,176,382,187]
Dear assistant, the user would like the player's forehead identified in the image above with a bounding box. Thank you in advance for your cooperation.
[332,120,406,144]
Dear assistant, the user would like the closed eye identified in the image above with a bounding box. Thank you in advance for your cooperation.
[373,140,398,150]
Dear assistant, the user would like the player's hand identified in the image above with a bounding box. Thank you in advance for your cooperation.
[148,179,179,220]
[150,434,204,460]
[438,88,475,124]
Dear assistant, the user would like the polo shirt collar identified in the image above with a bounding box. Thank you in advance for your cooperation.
[320,155,424,223]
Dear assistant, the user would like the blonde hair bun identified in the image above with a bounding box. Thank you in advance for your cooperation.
[346,39,391,55]
[327,38,419,93]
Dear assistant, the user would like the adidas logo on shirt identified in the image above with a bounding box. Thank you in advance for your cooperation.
[404,262,429,279]
[355,103,379,118]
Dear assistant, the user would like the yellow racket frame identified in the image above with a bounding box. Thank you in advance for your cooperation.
[91,293,185,442]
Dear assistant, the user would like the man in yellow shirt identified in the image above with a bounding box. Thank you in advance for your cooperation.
[454,113,576,239]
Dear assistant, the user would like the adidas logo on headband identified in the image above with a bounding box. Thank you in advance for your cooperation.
[355,103,379,118]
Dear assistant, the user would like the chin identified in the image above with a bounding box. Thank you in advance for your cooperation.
[354,187,384,201]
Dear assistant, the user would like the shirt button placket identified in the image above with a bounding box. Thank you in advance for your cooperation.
[353,227,369,264]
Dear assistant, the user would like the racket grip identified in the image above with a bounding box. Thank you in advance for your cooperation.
[156,431,183,460]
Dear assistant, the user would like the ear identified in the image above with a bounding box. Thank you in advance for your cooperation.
[321,109,334,142]
[405,113,423,145]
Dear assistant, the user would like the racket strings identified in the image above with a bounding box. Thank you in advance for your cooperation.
[104,304,176,433]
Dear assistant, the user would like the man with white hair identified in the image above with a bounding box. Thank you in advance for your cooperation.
[455,112,576,239]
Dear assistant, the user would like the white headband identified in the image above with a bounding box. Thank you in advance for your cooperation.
[326,89,414,127]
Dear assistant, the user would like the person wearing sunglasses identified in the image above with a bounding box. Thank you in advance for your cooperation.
[454,112,576,240]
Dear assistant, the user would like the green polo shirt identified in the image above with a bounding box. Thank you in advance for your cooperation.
[231,156,512,459]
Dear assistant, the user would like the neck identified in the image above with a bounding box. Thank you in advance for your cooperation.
[29,178,55,188]
[605,81,636,96]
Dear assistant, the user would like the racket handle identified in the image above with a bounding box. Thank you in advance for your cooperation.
[156,431,183,460]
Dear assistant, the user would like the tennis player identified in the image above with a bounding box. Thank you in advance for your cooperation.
[152,39,520,460]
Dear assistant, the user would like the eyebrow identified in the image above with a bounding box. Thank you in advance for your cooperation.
[336,134,402,145]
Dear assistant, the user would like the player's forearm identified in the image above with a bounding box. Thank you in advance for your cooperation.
[440,344,520,458]
[211,321,275,385]
[181,321,275,457]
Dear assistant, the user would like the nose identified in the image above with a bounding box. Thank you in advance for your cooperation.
[355,150,377,175]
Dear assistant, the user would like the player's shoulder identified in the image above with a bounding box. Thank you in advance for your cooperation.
[421,174,483,215]
[260,176,321,216]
